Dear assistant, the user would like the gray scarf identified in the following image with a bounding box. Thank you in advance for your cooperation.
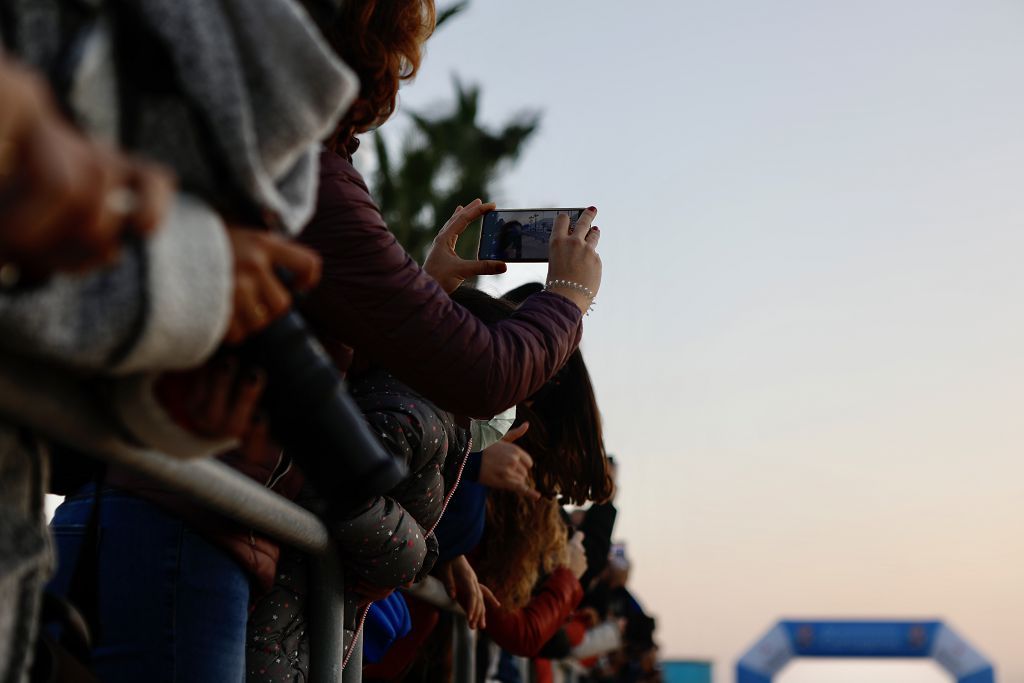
[1,0,358,231]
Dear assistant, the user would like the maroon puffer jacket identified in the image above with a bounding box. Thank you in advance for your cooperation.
[296,147,584,417]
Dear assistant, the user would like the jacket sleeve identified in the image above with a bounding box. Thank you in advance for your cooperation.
[297,159,583,419]
[328,393,449,587]
[355,389,447,532]
[483,567,584,658]
[331,494,434,588]
[0,193,232,374]
[434,480,487,564]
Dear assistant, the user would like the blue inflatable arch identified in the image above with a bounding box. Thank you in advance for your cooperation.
[736,620,994,683]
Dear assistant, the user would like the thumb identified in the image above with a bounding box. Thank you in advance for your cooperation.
[481,585,501,608]
[502,421,530,443]
[463,259,507,277]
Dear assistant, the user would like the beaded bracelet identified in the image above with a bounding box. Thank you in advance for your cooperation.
[545,278,597,315]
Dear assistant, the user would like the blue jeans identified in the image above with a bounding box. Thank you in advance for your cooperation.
[48,488,250,683]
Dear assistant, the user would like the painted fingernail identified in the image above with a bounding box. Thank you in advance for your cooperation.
[587,206,597,212]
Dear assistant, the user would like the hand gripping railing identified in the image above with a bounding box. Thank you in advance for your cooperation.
[0,354,359,683]
[404,576,477,683]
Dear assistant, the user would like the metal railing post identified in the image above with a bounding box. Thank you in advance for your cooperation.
[452,614,476,683]
[342,630,363,683]
[308,542,347,683]
[515,655,531,683]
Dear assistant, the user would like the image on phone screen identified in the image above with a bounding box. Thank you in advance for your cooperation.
[478,208,585,262]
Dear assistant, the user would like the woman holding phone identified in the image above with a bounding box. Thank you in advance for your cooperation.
[287,0,603,419]
[218,0,606,598]
[221,0,605,606]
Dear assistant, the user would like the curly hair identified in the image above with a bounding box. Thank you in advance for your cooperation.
[475,489,568,610]
[301,0,435,140]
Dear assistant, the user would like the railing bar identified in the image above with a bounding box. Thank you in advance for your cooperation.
[309,542,347,683]
[0,355,329,554]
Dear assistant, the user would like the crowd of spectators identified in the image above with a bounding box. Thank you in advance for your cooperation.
[0,1,658,682]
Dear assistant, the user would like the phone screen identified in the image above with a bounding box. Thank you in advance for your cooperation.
[477,208,585,262]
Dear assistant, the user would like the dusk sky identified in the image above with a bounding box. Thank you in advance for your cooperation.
[378,1,1024,681]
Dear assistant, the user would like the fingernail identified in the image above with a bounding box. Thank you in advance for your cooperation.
[592,226,600,231]
[587,206,597,213]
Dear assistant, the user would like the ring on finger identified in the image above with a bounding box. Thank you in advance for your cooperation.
[252,303,268,323]
[104,186,140,216]
[0,262,21,289]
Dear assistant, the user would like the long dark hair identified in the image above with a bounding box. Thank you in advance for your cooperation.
[451,287,613,504]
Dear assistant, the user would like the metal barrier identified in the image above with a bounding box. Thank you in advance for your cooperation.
[405,577,605,683]
[0,355,352,681]
[404,577,477,683]
[0,356,621,683]
[405,576,624,683]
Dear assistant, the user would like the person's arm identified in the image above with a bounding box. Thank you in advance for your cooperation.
[433,480,488,564]
[332,494,434,591]
[297,160,584,418]
[0,193,232,372]
[0,56,172,278]
[330,393,450,590]
[483,567,584,657]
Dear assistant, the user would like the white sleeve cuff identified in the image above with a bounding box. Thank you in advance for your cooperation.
[112,194,232,375]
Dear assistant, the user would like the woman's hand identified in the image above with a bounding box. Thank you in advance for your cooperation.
[423,199,507,293]
[479,422,540,499]
[563,531,588,580]
[224,229,322,344]
[545,206,602,314]
[0,59,174,278]
[439,555,499,629]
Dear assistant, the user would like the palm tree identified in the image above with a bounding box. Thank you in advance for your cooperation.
[369,3,541,260]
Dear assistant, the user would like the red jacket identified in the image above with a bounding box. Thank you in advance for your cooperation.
[484,567,584,657]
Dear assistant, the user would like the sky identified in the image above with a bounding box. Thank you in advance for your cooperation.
[373,1,1024,681]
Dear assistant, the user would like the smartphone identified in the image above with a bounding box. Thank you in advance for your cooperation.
[477,208,585,262]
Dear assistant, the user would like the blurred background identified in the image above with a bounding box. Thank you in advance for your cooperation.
[356,1,1024,680]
